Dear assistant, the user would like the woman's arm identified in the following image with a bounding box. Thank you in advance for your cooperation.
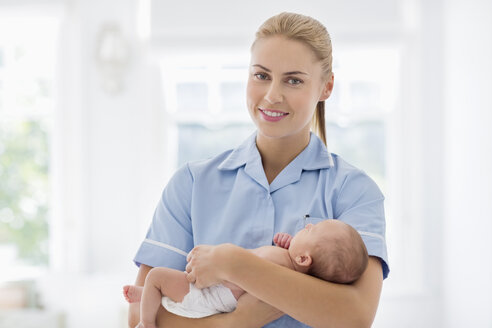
[156,294,283,328]
[128,264,283,328]
[187,244,383,328]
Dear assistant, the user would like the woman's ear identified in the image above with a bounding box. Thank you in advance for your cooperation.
[319,73,334,101]
[295,254,313,268]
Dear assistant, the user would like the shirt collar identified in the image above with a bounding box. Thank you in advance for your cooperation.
[218,131,334,172]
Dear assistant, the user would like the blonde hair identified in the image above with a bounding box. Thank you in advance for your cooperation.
[252,12,333,145]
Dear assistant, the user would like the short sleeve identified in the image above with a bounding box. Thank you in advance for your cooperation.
[334,170,390,279]
[133,163,194,270]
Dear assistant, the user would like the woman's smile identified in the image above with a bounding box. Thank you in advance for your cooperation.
[258,108,289,122]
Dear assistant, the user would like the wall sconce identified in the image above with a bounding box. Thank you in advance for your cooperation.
[95,23,131,95]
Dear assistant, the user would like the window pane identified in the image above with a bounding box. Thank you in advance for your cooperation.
[0,21,56,117]
[326,120,386,190]
[176,82,208,112]
[0,17,57,280]
[0,119,50,266]
[177,123,255,166]
[220,82,246,112]
[349,81,381,112]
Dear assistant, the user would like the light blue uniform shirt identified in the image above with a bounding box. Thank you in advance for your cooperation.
[134,132,389,328]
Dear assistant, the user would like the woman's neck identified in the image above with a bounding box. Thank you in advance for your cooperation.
[256,131,311,184]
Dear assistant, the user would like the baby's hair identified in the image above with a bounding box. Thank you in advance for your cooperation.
[308,221,368,284]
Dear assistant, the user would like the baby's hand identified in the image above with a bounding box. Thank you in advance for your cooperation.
[273,232,293,249]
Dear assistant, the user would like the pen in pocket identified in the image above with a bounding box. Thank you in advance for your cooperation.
[303,214,310,227]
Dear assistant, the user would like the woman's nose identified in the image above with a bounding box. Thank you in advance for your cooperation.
[264,82,283,104]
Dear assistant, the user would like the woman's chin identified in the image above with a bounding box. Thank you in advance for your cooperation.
[256,128,288,140]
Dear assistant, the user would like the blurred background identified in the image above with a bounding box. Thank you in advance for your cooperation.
[0,0,491,327]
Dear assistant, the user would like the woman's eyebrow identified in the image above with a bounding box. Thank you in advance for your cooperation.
[252,64,308,76]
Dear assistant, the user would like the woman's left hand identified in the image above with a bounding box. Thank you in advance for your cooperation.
[185,244,235,288]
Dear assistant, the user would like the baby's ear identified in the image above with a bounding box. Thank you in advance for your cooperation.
[295,254,312,267]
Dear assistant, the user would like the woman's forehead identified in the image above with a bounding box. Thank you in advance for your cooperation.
[250,36,319,73]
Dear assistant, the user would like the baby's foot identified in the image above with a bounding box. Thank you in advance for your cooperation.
[123,285,143,303]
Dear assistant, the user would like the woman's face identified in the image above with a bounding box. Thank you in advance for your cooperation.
[246,36,333,141]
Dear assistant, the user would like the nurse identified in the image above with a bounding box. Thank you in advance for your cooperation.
[129,12,389,328]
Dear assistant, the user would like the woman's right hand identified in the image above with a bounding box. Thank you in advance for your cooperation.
[185,243,238,289]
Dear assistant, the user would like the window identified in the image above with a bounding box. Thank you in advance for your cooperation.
[326,47,400,193]
[160,48,398,188]
[0,17,58,282]
[159,53,255,168]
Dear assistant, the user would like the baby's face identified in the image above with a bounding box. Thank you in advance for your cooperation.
[289,219,338,256]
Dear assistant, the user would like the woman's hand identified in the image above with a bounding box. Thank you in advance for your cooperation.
[185,243,237,288]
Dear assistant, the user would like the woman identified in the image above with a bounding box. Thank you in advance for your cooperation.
[129,12,389,328]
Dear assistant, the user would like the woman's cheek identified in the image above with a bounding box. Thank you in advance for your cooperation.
[246,85,261,114]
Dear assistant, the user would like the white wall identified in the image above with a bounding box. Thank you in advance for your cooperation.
[52,0,170,274]
[443,0,492,326]
[43,0,169,326]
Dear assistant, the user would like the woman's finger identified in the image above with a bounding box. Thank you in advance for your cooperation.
[186,250,193,262]
[186,271,196,283]
[194,280,203,289]
[185,261,192,273]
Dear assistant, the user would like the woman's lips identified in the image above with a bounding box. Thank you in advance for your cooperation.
[258,108,289,122]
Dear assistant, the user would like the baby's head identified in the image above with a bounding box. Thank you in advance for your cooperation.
[288,219,368,284]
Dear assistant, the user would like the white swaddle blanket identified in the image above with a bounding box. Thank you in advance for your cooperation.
[162,283,237,318]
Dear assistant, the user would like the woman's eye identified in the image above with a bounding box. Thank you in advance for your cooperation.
[254,73,269,80]
[287,78,303,85]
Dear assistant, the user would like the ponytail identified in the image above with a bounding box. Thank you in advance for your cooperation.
[312,101,326,145]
